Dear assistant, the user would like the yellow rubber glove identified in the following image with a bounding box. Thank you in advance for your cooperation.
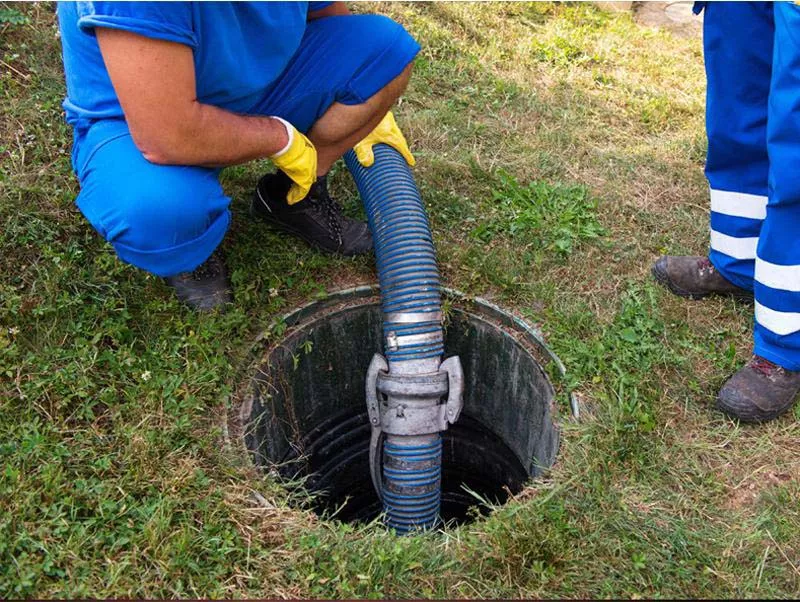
[269,117,318,205]
[353,111,416,168]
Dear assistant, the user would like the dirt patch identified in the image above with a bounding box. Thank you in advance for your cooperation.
[726,467,796,511]
[634,1,702,39]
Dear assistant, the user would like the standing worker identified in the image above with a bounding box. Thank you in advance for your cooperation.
[653,2,800,422]
[57,1,418,310]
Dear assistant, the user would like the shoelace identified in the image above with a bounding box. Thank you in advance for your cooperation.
[310,185,343,245]
[749,355,781,377]
[187,252,222,281]
[697,257,715,276]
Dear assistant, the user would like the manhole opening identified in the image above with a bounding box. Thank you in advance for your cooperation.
[239,291,561,527]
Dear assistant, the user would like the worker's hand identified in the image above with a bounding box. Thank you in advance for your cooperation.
[353,111,416,168]
[269,117,318,204]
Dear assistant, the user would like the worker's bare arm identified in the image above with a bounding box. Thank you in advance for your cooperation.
[96,28,288,166]
[307,2,351,20]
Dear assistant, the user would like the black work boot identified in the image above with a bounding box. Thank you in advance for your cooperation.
[652,256,752,300]
[716,356,800,423]
[164,251,233,311]
[251,172,372,256]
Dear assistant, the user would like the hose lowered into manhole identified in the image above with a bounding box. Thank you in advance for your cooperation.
[345,144,464,534]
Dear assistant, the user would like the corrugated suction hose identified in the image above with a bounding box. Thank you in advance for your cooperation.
[345,144,463,534]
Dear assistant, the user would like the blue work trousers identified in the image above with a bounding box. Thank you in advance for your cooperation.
[703,2,800,369]
[71,14,419,278]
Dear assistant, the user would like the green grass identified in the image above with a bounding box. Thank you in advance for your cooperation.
[3,1,800,598]
[470,170,606,257]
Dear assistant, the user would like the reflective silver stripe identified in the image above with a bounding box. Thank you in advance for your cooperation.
[384,311,442,324]
[755,256,800,292]
[255,186,273,213]
[710,188,767,220]
[710,229,758,260]
[756,301,800,336]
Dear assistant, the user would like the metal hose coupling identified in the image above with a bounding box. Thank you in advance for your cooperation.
[365,353,464,532]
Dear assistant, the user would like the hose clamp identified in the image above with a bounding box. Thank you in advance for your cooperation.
[384,331,443,352]
[384,311,442,325]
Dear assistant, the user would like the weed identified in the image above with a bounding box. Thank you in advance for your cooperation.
[471,169,607,257]
[532,35,601,68]
[0,6,28,27]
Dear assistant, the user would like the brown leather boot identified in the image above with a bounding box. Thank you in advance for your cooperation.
[651,256,752,300]
[716,356,800,423]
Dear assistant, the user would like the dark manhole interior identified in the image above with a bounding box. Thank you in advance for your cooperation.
[240,294,560,526]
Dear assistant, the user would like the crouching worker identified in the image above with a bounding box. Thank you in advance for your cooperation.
[56,1,418,309]
[652,2,800,422]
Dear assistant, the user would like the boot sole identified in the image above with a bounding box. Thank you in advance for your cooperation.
[250,195,371,258]
[650,264,753,302]
[715,395,796,424]
[164,277,233,312]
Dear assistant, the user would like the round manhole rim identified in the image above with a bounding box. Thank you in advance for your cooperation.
[225,285,578,526]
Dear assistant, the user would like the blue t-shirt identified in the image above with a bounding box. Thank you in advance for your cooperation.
[57,1,332,126]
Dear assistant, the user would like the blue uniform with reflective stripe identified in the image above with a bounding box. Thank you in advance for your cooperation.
[56,1,420,277]
[701,2,800,369]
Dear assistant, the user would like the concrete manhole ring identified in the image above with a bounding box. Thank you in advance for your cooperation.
[229,286,577,526]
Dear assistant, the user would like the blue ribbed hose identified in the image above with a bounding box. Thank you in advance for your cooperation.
[345,144,444,533]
